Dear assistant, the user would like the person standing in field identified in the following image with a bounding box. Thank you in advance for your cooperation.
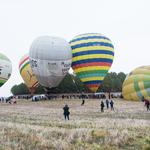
[110,99,114,111]
[144,99,150,111]
[106,99,109,109]
[100,100,105,112]
[81,99,85,106]
[63,104,70,120]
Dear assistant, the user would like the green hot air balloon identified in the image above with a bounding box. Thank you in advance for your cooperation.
[0,53,12,87]
[122,66,150,101]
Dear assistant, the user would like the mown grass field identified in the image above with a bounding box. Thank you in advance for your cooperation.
[0,98,150,150]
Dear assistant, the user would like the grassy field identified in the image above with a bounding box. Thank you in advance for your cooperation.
[0,98,150,150]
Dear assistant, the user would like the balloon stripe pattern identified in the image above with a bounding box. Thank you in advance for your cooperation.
[70,33,114,92]
[19,54,38,89]
[19,58,30,74]
[122,66,150,101]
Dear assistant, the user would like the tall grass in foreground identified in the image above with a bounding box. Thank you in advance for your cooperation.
[0,99,150,150]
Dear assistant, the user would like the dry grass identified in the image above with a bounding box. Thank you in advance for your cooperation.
[0,98,150,150]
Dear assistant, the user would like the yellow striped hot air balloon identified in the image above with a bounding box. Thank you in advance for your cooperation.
[70,33,114,92]
[122,66,150,101]
[19,54,38,93]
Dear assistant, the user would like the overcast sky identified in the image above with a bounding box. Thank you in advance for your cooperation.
[0,0,150,96]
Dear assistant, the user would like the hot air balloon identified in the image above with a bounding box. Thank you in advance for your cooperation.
[122,66,150,101]
[70,33,114,92]
[0,53,12,87]
[19,54,38,93]
[29,36,72,90]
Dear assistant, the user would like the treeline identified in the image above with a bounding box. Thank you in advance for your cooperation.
[11,72,126,95]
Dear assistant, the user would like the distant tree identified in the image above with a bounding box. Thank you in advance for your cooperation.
[99,73,112,92]
[35,84,45,94]
[116,72,126,91]
[98,72,126,92]
[11,83,30,95]
[57,73,88,93]
[11,72,126,95]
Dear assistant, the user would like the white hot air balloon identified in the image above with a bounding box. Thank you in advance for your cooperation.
[29,36,72,89]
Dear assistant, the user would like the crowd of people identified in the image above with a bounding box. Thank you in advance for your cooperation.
[0,96,16,104]
[100,99,114,112]
[1,93,149,121]
[63,97,115,121]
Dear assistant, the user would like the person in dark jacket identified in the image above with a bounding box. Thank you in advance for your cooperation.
[81,99,85,106]
[63,104,70,120]
[110,99,114,111]
[100,101,105,112]
[144,99,150,111]
[106,99,109,109]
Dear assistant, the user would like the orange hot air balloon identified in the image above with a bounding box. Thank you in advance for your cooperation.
[19,54,38,94]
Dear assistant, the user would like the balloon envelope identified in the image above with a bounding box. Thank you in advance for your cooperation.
[0,53,12,87]
[70,33,114,92]
[29,36,72,88]
[19,54,38,92]
[122,66,150,101]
